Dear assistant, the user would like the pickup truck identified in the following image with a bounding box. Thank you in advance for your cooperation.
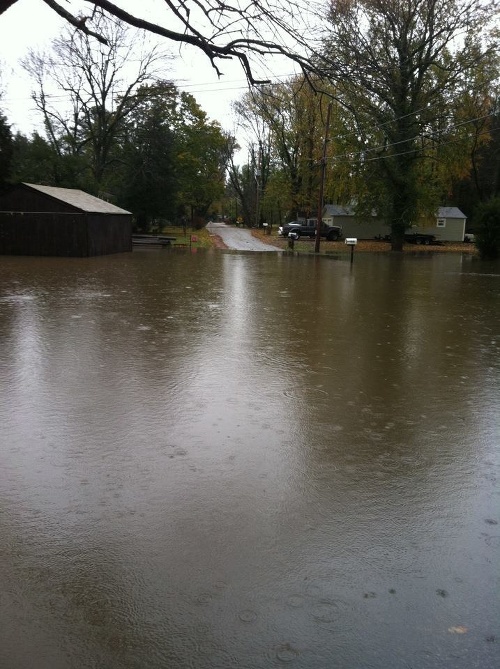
[278,219,343,241]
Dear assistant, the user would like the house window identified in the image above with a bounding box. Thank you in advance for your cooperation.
[437,218,446,228]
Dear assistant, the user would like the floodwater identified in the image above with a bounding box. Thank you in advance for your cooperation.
[0,249,499,669]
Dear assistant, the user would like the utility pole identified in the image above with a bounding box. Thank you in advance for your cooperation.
[255,140,263,228]
[315,102,332,254]
[255,167,261,228]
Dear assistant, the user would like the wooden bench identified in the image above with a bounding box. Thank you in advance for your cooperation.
[132,235,176,246]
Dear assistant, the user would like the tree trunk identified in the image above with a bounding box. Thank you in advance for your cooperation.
[389,168,417,252]
[390,222,405,252]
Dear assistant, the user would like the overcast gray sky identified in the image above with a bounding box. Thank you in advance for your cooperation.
[0,0,251,136]
[0,0,299,146]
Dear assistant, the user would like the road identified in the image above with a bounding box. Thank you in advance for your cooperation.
[206,221,282,251]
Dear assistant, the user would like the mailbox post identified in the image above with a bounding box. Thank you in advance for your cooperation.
[345,237,357,264]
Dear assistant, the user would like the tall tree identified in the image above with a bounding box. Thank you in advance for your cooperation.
[318,0,499,250]
[0,109,13,191]
[227,161,261,229]
[234,78,334,221]
[118,83,178,230]
[417,40,500,210]
[22,11,165,193]
[450,97,500,217]
[172,91,229,221]
[9,131,68,185]
[118,81,229,229]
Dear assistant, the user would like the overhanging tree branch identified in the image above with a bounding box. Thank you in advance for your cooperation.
[1,0,318,84]
[43,0,108,44]
[86,0,315,84]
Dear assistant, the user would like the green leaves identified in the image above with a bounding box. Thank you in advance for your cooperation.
[119,81,229,228]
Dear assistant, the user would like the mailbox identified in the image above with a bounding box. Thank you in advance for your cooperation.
[345,238,358,245]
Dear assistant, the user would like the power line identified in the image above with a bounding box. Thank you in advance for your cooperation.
[3,71,497,164]
[329,110,498,163]
[1,71,299,105]
[332,123,500,167]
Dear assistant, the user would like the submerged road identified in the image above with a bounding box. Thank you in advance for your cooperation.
[1,253,498,669]
[207,220,282,251]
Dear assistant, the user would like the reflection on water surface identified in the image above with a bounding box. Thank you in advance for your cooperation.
[0,250,499,668]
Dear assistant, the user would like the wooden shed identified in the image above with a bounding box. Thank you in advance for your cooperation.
[0,183,132,257]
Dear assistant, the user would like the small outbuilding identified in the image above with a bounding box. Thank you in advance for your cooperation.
[0,183,132,257]
[418,206,467,242]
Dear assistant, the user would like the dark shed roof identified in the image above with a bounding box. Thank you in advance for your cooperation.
[20,183,131,215]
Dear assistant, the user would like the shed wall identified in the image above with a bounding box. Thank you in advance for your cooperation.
[0,212,88,256]
[324,217,389,239]
[323,213,466,241]
[417,219,465,242]
[0,212,132,257]
[87,214,132,255]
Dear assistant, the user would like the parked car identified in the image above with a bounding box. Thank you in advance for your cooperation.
[278,219,343,241]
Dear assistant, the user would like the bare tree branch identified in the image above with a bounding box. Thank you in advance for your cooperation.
[42,0,108,44]
[1,0,317,84]
[0,0,18,14]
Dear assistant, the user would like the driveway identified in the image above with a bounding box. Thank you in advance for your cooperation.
[207,221,281,251]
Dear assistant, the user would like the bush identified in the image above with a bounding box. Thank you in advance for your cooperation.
[474,198,500,260]
[192,215,206,230]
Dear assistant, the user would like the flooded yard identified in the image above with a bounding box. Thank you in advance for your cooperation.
[0,249,499,668]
